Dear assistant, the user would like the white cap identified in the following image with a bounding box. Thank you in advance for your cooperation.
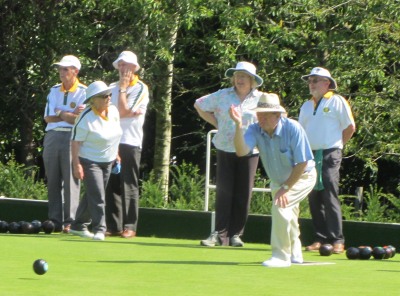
[84,81,112,103]
[53,55,81,70]
[112,51,140,71]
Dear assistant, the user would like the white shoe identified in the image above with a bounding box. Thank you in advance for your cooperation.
[262,257,291,268]
[291,256,303,264]
[230,235,244,247]
[93,232,105,241]
[70,229,94,239]
[200,231,221,247]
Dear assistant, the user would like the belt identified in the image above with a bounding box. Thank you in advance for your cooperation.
[53,127,72,132]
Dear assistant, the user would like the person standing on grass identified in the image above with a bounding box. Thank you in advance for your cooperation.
[229,93,316,267]
[70,81,122,241]
[194,61,263,247]
[43,55,86,233]
[105,51,150,239]
[299,67,355,254]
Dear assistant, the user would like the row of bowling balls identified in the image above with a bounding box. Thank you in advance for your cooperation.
[346,245,396,260]
[0,220,55,234]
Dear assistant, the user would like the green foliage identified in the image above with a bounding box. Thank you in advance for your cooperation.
[0,156,47,200]
[140,171,168,209]
[169,161,205,210]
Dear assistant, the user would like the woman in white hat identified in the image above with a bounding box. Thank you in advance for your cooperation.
[70,81,122,241]
[194,61,263,247]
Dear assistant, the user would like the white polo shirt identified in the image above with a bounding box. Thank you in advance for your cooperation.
[299,92,355,150]
[71,105,122,163]
[44,80,86,131]
[110,79,149,148]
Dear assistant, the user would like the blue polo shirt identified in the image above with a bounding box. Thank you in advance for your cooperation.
[244,117,315,185]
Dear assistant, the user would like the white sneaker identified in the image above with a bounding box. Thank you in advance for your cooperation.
[93,232,105,241]
[291,255,303,264]
[200,231,221,247]
[70,229,94,239]
[262,257,291,268]
[230,235,244,247]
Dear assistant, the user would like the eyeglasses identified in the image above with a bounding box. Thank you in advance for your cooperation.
[307,78,328,84]
[96,94,111,99]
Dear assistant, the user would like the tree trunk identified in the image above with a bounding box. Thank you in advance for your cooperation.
[152,29,177,200]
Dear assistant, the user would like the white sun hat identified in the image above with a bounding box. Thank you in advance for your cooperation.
[53,55,81,70]
[252,93,286,113]
[112,51,140,71]
[301,67,337,90]
[84,81,113,103]
[225,61,263,87]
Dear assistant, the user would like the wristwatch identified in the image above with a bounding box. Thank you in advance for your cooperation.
[119,89,127,93]
[55,110,62,117]
[281,184,289,190]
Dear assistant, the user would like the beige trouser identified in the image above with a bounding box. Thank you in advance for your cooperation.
[270,168,317,262]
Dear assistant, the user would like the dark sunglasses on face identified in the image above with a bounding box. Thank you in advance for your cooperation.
[307,78,328,84]
[96,94,111,99]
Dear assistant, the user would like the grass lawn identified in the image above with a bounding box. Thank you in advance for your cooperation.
[1,233,399,296]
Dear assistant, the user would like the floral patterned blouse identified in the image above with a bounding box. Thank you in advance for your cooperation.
[196,87,261,153]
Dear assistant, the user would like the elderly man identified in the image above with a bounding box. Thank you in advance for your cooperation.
[105,51,150,238]
[299,67,356,254]
[43,55,86,233]
[230,93,316,267]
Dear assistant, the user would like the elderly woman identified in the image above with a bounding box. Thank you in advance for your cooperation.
[194,61,263,247]
[70,81,122,241]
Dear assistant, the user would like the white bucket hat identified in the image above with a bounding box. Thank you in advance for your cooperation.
[112,51,140,71]
[225,61,263,87]
[252,93,286,113]
[84,81,113,103]
[301,67,337,90]
[53,55,81,70]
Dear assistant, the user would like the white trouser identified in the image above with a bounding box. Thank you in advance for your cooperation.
[270,168,317,261]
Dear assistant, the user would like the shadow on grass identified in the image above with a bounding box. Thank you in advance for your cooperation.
[62,237,269,251]
[96,259,261,266]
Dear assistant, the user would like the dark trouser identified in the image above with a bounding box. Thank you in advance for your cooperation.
[106,143,141,232]
[215,150,259,245]
[43,130,80,230]
[105,172,123,233]
[308,148,344,245]
[72,158,112,234]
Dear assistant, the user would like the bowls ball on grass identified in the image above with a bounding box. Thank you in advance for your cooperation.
[31,220,42,234]
[0,220,9,233]
[21,222,34,234]
[33,259,48,275]
[42,220,55,234]
[358,246,372,260]
[387,245,396,258]
[8,222,21,234]
[346,247,360,260]
[372,246,385,260]
[319,244,333,256]
[382,246,393,259]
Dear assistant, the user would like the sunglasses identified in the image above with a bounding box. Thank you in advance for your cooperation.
[96,94,112,99]
[307,78,328,84]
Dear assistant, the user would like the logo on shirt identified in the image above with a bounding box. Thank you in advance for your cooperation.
[70,102,76,109]
[323,107,330,113]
